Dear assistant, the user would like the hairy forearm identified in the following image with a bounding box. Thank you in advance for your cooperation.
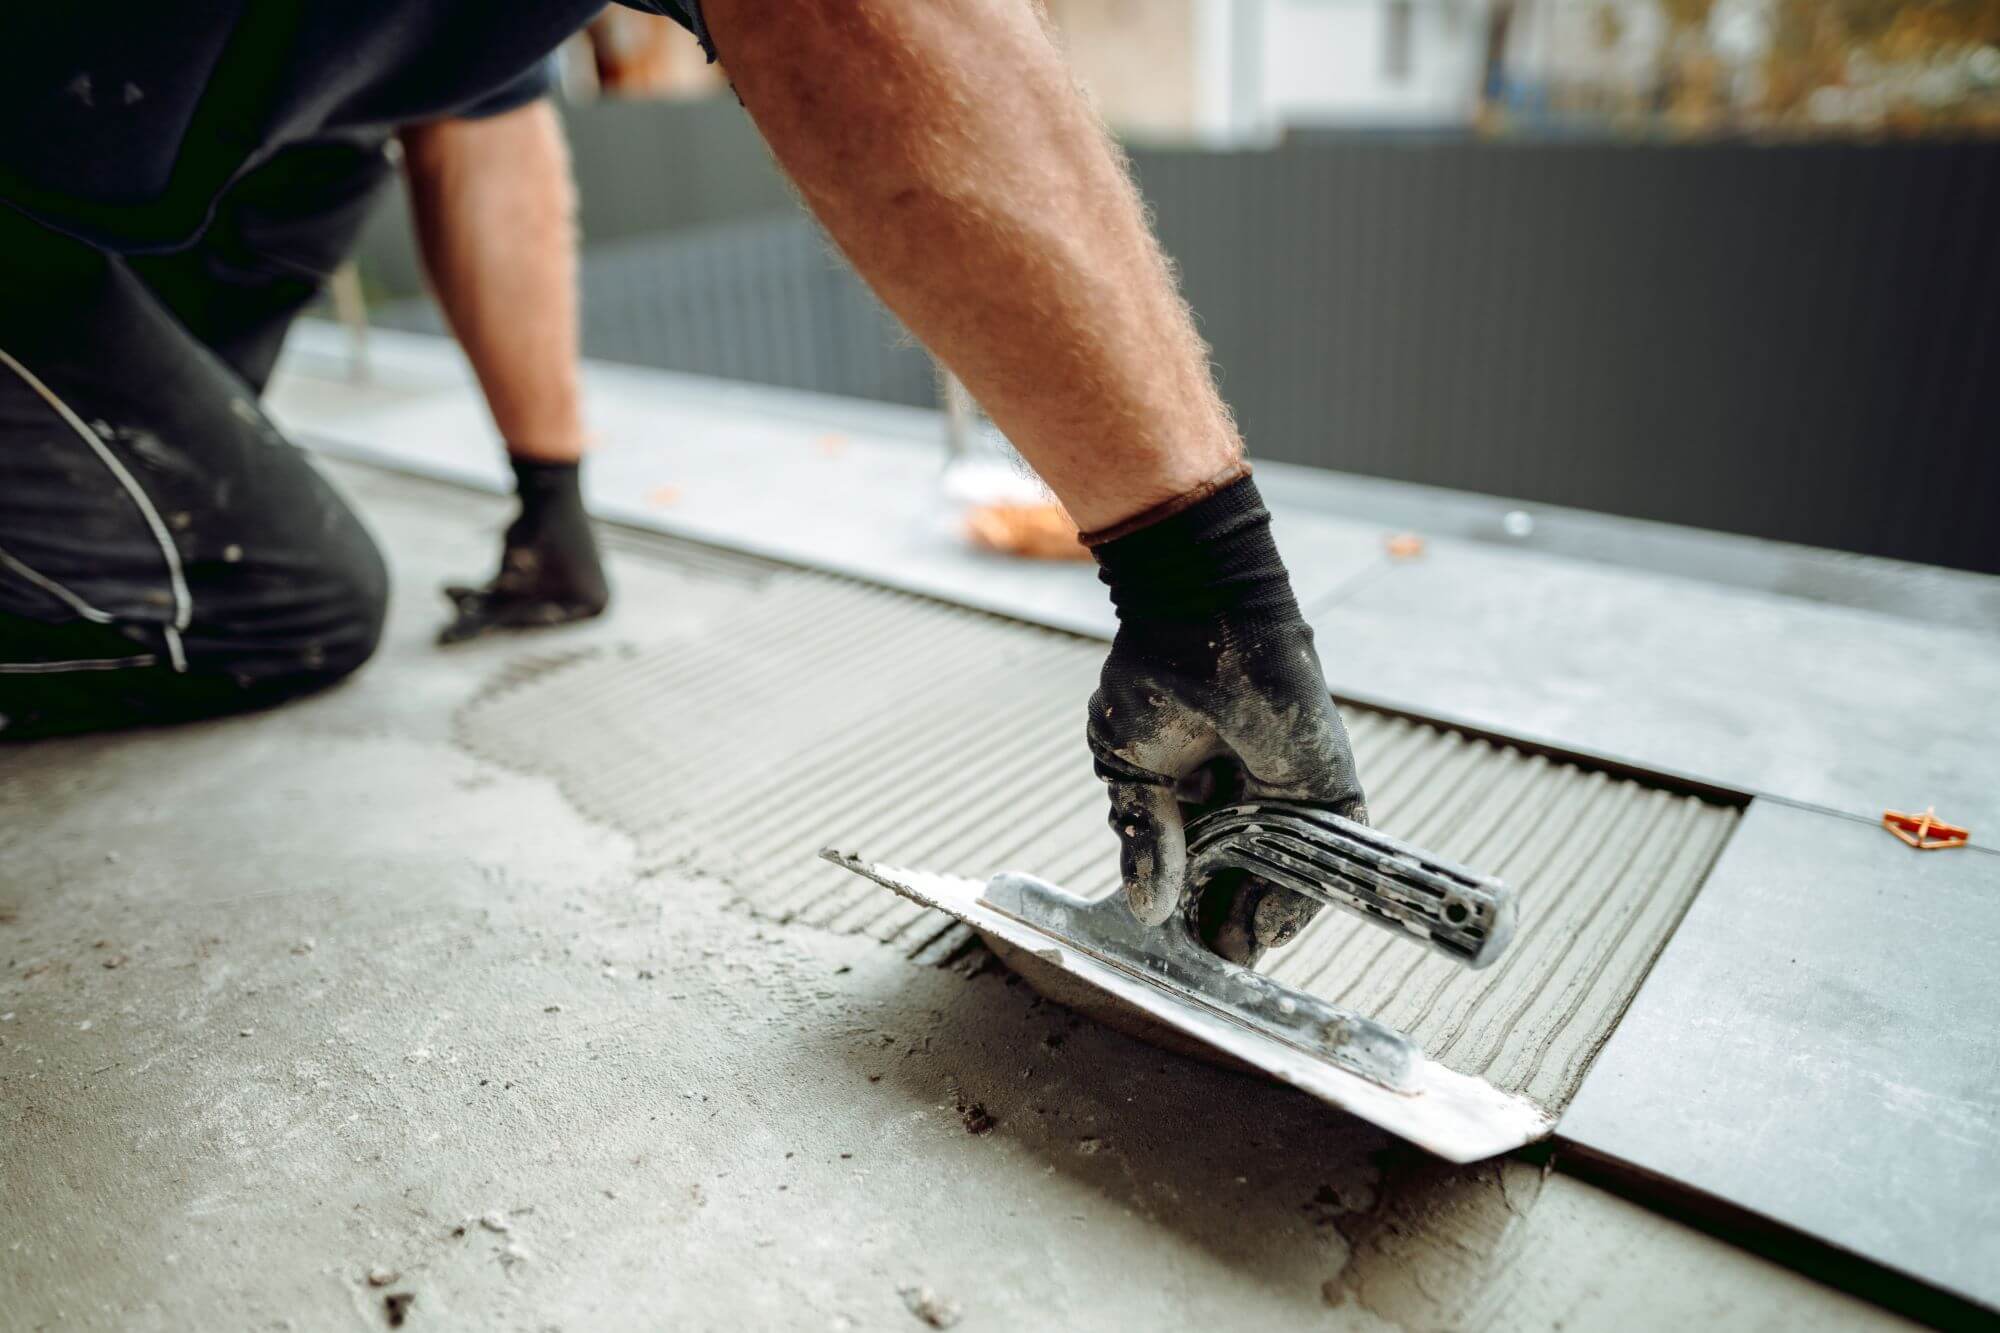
[705,0,1241,531]
[400,100,586,462]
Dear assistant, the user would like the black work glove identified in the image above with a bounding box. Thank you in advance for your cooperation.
[439,457,610,645]
[1086,473,1367,966]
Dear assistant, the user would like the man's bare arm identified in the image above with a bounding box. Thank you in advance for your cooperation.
[705,0,1240,533]
[401,100,607,641]
[704,0,1365,958]
[400,99,586,463]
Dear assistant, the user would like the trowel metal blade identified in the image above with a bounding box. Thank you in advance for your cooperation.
[821,850,1552,1164]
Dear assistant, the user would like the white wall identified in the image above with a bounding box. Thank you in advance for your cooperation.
[1051,0,1494,143]
[1044,0,1203,139]
[1256,0,1484,128]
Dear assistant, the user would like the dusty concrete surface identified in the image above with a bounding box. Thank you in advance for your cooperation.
[2,463,1908,1331]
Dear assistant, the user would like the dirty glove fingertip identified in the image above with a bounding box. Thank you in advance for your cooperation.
[1107,781,1186,927]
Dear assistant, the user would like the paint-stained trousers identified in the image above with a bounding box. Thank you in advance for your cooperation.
[0,138,394,739]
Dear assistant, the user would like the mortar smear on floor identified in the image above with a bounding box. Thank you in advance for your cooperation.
[457,568,1739,1112]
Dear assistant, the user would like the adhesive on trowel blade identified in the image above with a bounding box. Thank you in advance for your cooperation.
[821,802,1548,1163]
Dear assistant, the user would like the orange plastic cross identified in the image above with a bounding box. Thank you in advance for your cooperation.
[1882,807,1970,851]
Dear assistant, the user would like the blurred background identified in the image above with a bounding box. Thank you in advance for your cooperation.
[346,0,2000,574]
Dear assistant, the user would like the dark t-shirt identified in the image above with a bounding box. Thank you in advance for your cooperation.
[0,1,704,254]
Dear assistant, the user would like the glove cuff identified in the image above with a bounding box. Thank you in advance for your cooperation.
[509,455,586,508]
[1079,460,1252,546]
[1089,473,1303,623]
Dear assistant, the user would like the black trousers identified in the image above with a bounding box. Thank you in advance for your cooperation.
[0,137,395,739]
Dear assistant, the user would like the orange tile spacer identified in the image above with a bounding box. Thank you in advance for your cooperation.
[963,501,1091,562]
[1882,807,1970,851]
[1385,532,1427,560]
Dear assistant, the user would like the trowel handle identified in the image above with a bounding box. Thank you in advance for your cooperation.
[1184,802,1517,970]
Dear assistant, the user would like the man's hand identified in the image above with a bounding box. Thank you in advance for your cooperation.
[439,458,609,644]
[1087,474,1366,965]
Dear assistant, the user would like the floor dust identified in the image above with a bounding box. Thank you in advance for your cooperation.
[954,1094,997,1136]
[1333,1152,1549,1329]
[899,1283,963,1328]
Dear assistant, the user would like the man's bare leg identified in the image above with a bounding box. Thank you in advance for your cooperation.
[704,0,1240,533]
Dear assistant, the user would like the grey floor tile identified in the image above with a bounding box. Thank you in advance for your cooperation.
[1559,800,2000,1310]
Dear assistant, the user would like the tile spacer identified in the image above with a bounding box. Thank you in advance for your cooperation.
[1882,807,1970,851]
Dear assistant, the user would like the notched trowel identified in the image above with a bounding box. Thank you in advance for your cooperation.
[821,801,1553,1163]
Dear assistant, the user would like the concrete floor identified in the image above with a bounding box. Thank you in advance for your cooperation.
[1,463,1908,1331]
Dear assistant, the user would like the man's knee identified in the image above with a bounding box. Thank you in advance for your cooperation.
[159,502,390,707]
[330,531,389,676]
[260,527,390,688]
